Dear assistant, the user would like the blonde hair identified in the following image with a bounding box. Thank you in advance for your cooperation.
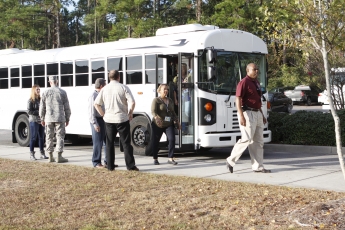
[30,84,41,102]
[157,84,169,93]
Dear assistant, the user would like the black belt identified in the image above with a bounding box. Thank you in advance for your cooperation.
[242,106,259,112]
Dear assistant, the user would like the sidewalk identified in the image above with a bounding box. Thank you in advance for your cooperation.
[0,143,344,193]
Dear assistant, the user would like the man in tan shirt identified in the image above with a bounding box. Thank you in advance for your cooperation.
[94,70,138,171]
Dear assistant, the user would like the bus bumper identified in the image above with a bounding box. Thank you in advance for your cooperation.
[198,130,272,148]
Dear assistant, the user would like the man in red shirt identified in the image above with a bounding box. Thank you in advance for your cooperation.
[226,63,271,173]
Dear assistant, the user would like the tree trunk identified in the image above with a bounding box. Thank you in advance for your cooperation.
[56,11,60,48]
[196,0,202,22]
[94,0,97,43]
[48,20,51,49]
[88,0,91,44]
[75,15,79,45]
[321,39,345,180]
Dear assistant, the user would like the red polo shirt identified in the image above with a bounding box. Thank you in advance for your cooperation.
[236,76,262,109]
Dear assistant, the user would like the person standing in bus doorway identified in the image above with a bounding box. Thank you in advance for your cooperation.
[94,70,138,171]
[88,78,118,168]
[27,84,48,160]
[225,63,271,173]
[39,75,71,163]
[151,84,181,165]
[173,63,190,134]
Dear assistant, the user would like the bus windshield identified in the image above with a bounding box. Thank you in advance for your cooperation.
[197,51,267,95]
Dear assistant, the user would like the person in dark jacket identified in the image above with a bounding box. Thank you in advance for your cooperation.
[151,84,181,165]
[27,84,48,160]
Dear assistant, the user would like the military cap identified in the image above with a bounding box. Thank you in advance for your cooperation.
[48,75,58,81]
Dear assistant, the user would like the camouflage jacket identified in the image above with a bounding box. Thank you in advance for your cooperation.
[39,86,71,123]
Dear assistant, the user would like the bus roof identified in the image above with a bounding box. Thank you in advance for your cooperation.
[0,24,267,66]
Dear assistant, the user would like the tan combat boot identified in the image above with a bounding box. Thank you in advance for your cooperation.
[48,152,55,163]
[57,152,68,163]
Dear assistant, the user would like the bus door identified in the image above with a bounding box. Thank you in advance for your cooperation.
[177,53,195,150]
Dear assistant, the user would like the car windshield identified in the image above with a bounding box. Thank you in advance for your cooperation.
[197,51,267,95]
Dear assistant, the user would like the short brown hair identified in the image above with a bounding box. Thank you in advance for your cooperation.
[109,70,120,80]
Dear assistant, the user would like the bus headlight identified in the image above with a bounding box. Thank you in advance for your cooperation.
[204,114,212,122]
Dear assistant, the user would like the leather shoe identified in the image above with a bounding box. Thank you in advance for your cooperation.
[128,166,139,171]
[167,159,178,165]
[154,159,160,165]
[104,163,118,168]
[226,161,233,173]
[253,168,271,173]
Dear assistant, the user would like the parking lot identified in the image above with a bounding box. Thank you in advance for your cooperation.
[291,104,327,113]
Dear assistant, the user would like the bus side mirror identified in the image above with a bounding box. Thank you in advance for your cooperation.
[208,49,217,63]
[208,66,216,80]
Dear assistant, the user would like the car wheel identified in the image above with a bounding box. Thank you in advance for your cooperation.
[306,97,312,106]
[130,116,153,156]
[287,104,293,113]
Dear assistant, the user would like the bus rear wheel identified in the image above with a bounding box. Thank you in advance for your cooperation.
[15,114,30,147]
[130,116,153,156]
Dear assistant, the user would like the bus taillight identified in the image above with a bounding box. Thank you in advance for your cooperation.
[204,102,213,111]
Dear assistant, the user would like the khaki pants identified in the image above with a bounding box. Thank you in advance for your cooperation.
[227,110,265,171]
[46,122,66,153]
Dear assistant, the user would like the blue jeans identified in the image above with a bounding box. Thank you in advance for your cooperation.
[90,117,107,167]
[29,122,45,152]
[151,122,175,159]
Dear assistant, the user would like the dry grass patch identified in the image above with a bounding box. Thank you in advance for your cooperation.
[0,158,344,229]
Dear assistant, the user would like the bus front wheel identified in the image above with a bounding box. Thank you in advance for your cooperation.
[130,116,153,156]
[15,114,30,147]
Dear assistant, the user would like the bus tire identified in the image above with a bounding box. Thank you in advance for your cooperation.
[15,114,30,147]
[130,116,153,156]
[199,147,212,152]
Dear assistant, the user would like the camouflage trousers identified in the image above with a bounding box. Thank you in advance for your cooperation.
[45,122,66,153]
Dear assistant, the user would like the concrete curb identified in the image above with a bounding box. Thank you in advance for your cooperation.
[264,144,344,154]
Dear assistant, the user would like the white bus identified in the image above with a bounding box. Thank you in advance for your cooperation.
[0,24,271,155]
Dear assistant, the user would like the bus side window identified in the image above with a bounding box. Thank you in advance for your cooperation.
[126,56,142,85]
[10,67,20,88]
[0,68,8,89]
[60,62,73,87]
[47,63,58,85]
[107,57,123,83]
[76,60,89,86]
[22,65,32,88]
[91,60,105,85]
[34,64,45,88]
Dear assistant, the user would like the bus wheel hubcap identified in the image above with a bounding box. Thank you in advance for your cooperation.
[133,126,148,147]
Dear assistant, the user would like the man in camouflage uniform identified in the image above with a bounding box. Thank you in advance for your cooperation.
[39,75,71,163]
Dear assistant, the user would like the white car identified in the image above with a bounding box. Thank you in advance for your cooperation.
[318,90,328,105]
